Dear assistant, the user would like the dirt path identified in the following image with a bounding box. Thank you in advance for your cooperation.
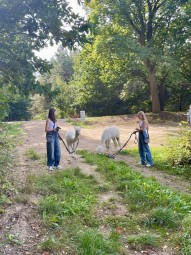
[0,117,189,255]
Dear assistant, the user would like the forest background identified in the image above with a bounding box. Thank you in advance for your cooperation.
[0,0,190,121]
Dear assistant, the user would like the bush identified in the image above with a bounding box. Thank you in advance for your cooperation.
[166,127,191,166]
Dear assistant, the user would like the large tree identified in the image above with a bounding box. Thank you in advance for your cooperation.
[83,0,190,113]
[0,0,88,120]
[0,0,87,94]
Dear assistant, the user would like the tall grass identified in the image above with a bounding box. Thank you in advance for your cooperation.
[0,122,22,208]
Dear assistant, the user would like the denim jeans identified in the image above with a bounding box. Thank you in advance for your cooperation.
[138,131,153,165]
[46,131,61,167]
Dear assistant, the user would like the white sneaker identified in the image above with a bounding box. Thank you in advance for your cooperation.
[146,164,152,167]
[48,166,53,171]
[137,162,145,165]
[56,165,62,170]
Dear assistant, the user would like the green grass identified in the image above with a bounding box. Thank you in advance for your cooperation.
[0,122,22,208]
[76,229,121,255]
[121,147,191,180]
[127,233,158,249]
[30,168,124,254]
[79,150,191,254]
[4,122,23,136]
[25,148,41,160]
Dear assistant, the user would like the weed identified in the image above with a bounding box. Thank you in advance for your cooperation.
[40,237,60,252]
[76,229,121,255]
[97,184,110,192]
[14,194,30,204]
[105,215,139,234]
[127,233,158,249]
[144,207,181,228]
[6,233,22,245]
[20,174,36,194]
[25,148,40,160]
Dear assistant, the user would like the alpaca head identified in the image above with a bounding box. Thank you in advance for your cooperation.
[74,126,81,136]
[96,145,104,154]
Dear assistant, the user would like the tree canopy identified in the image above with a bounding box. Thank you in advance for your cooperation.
[0,0,88,120]
[82,0,191,113]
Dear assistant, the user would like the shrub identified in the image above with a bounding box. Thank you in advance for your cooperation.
[166,127,191,166]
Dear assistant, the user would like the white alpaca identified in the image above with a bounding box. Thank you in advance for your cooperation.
[65,126,81,159]
[96,126,121,154]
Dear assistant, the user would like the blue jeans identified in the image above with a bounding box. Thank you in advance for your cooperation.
[138,131,153,165]
[46,131,61,167]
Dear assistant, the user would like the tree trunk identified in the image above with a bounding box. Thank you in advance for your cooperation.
[144,60,161,113]
[158,83,169,111]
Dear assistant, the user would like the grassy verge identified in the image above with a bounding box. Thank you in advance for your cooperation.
[28,168,123,254]
[121,147,191,180]
[0,122,23,208]
[79,150,191,254]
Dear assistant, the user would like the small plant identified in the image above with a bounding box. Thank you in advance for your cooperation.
[144,207,181,228]
[40,237,59,252]
[127,233,158,249]
[76,229,121,255]
[166,128,191,166]
[6,233,22,245]
[25,148,40,160]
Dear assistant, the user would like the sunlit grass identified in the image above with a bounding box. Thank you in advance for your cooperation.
[0,122,22,208]
[121,147,191,179]
[30,167,125,254]
[79,150,191,254]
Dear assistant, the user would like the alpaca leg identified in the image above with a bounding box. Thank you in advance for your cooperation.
[116,136,121,148]
[105,140,111,154]
[73,142,76,159]
[112,138,118,151]
[67,144,72,161]
[71,143,75,158]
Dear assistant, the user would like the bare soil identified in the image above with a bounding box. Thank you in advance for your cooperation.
[0,116,189,255]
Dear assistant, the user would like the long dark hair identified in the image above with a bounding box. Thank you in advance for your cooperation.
[48,108,56,123]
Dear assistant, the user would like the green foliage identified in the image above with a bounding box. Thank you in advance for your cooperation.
[124,145,191,179]
[6,233,22,245]
[166,128,191,166]
[80,0,191,113]
[0,122,22,208]
[127,234,158,250]
[76,229,121,255]
[40,237,61,252]
[25,148,41,161]
[144,207,181,228]
[5,94,31,121]
[80,151,191,214]
[34,169,98,227]
[177,215,191,255]
[0,0,88,119]
[32,167,124,254]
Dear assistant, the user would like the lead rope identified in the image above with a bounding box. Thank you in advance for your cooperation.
[108,131,139,159]
[58,132,79,155]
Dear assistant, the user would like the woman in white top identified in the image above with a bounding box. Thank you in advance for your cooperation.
[45,108,62,171]
[135,111,153,167]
